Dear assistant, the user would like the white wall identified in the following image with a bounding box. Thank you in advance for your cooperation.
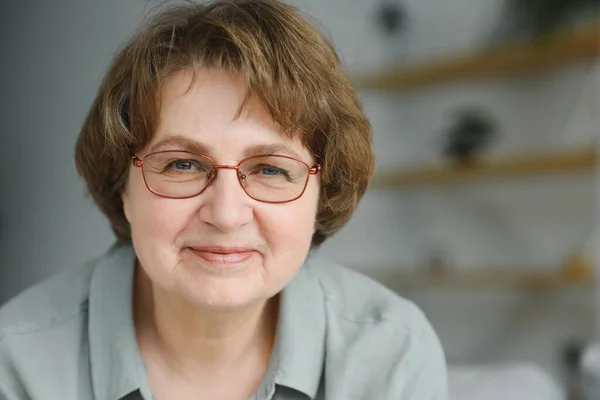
[299,0,597,270]
[0,0,146,299]
[0,0,596,385]
[293,0,597,383]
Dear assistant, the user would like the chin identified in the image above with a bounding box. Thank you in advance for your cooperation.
[181,279,271,310]
[175,256,275,309]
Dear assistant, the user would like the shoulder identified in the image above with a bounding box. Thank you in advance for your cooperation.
[0,255,102,398]
[0,259,98,338]
[306,257,429,332]
[306,258,448,399]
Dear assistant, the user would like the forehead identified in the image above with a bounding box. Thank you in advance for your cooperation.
[148,68,310,160]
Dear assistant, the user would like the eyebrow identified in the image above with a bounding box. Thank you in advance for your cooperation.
[147,135,213,155]
[243,143,303,160]
[146,134,305,161]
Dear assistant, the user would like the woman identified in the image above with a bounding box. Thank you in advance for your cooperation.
[0,1,447,399]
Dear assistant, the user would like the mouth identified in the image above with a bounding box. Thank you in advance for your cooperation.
[187,246,257,264]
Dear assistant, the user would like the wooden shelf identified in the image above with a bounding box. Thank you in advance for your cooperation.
[372,147,596,188]
[357,267,594,291]
[353,22,600,92]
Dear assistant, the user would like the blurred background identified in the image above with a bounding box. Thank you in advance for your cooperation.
[0,0,599,398]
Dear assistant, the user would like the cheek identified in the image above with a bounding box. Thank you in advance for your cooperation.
[260,193,319,257]
[127,174,197,241]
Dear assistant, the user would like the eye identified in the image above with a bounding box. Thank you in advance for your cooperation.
[240,156,299,182]
[167,159,208,172]
[261,166,282,176]
[172,160,194,170]
[253,164,290,178]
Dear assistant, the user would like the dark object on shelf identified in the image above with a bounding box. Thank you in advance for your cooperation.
[563,340,586,373]
[442,108,498,164]
[493,0,600,42]
[561,339,591,400]
[374,2,408,36]
[373,1,412,63]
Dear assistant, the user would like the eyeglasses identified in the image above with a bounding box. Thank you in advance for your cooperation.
[132,150,321,204]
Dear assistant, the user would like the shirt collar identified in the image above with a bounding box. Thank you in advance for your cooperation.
[270,259,326,399]
[88,242,150,400]
[87,242,326,400]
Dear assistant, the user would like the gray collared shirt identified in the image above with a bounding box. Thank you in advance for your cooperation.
[0,242,447,399]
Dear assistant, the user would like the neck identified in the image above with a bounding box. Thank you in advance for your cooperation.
[133,264,279,380]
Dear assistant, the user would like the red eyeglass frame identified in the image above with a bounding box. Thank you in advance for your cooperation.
[131,150,322,204]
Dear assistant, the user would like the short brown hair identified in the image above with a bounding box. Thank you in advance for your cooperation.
[75,0,374,248]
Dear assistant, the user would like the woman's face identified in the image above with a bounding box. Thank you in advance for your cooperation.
[122,69,320,309]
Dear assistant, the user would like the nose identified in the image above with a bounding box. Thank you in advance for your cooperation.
[197,167,253,233]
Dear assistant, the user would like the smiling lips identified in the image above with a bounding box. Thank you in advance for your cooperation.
[188,246,256,264]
